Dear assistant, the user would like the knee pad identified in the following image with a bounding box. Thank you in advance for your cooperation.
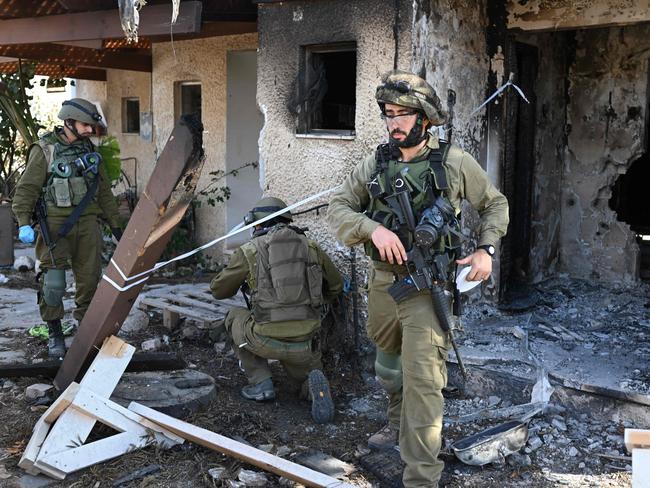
[375,349,403,394]
[43,269,66,307]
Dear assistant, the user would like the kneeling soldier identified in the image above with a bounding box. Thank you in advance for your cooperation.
[210,197,343,423]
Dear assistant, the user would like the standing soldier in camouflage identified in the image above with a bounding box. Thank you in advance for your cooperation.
[12,98,122,358]
[327,70,509,486]
[211,197,343,423]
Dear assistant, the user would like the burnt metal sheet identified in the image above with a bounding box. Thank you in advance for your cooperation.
[54,114,205,391]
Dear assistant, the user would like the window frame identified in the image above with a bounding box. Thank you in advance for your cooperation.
[121,97,140,134]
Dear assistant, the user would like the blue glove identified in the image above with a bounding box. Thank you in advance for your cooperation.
[18,225,35,244]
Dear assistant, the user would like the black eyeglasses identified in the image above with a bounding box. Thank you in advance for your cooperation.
[380,110,418,121]
[384,80,411,94]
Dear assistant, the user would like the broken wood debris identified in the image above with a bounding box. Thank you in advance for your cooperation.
[19,336,355,488]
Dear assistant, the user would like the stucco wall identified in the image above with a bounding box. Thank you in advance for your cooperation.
[561,25,646,282]
[104,69,155,195]
[256,0,413,255]
[152,33,258,250]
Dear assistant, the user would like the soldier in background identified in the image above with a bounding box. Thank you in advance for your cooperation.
[211,197,343,423]
[12,98,122,357]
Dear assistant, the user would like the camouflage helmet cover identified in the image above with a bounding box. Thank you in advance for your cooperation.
[375,70,448,126]
[245,196,293,225]
[58,98,106,128]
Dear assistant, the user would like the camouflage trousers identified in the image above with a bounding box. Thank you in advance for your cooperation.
[225,307,323,390]
[367,262,449,488]
[35,215,103,323]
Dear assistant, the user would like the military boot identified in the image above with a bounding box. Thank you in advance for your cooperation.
[307,369,334,424]
[47,319,66,358]
[241,378,275,401]
[368,424,399,450]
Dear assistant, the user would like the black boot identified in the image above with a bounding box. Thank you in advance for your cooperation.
[47,319,66,358]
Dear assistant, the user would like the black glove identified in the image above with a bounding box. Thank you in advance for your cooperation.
[111,227,123,242]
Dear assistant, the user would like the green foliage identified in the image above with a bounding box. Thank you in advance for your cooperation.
[97,136,122,181]
[0,62,41,198]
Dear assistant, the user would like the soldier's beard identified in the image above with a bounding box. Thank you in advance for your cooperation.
[389,124,427,148]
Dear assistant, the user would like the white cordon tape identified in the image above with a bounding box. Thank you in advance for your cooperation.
[470,78,530,117]
[102,186,340,292]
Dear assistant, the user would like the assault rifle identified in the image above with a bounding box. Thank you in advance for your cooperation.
[385,172,468,379]
[33,197,56,265]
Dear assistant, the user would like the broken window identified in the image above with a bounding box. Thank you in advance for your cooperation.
[292,43,356,136]
[175,81,202,123]
[122,97,140,134]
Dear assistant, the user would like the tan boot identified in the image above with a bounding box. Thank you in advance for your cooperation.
[368,424,399,450]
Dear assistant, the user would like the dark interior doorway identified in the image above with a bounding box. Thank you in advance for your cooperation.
[500,41,539,300]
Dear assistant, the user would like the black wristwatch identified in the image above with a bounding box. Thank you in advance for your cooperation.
[477,244,495,257]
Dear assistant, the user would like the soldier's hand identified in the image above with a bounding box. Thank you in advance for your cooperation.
[371,226,407,265]
[456,250,492,281]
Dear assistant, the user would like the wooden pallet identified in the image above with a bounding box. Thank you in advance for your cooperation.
[138,285,245,329]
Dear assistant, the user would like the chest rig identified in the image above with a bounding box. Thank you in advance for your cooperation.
[364,141,457,260]
[39,131,100,209]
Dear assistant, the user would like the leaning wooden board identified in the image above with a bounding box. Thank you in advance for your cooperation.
[130,402,355,488]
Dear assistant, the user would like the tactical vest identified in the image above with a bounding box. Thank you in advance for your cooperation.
[364,141,458,260]
[241,225,324,325]
[35,131,98,209]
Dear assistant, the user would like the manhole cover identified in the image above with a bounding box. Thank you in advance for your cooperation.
[110,369,216,418]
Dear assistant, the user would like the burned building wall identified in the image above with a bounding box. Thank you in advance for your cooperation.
[511,32,571,283]
[561,25,647,282]
[256,0,413,253]
[411,0,489,156]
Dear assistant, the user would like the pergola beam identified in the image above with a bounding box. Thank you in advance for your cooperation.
[0,43,151,72]
[0,61,106,81]
[0,1,202,45]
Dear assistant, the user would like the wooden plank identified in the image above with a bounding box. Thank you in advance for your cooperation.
[163,309,181,330]
[0,61,106,81]
[158,293,227,313]
[0,352,185,378]
[18,383,81,474]
[139,297,222,323]
[129,403,355,488]
[38,337,134,463]
[68,386,184,446]
[55,115,205,391]
[37,431,146,477]
[0,2,202,45]
[626,429,650,453]
[632,449,650,488]
[184,290,245,309]
[0,43,151,72]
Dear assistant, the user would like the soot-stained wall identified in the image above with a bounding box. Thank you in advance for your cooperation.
[561,25,647,282]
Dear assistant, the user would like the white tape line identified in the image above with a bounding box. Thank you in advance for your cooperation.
[470,79,530,117]
[102,186,339,292]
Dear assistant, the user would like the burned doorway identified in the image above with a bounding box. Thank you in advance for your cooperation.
[500,41,538,298]
[225,50,263,248]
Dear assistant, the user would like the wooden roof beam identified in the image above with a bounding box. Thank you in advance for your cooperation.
[0,43,151,72]
[0,1,201,45]
[0,61,106,81]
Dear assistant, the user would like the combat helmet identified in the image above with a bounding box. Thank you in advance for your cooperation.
[244,196,293,226]
[58,98,106,129]
[375,70,447,126]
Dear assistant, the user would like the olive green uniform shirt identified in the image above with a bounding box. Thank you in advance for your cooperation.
[327,135,509,250]
[211,238,344,338]
[12,130,120,229]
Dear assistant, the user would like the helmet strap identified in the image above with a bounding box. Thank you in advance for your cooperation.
[64,119,83,142]
[389,112,427,148]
